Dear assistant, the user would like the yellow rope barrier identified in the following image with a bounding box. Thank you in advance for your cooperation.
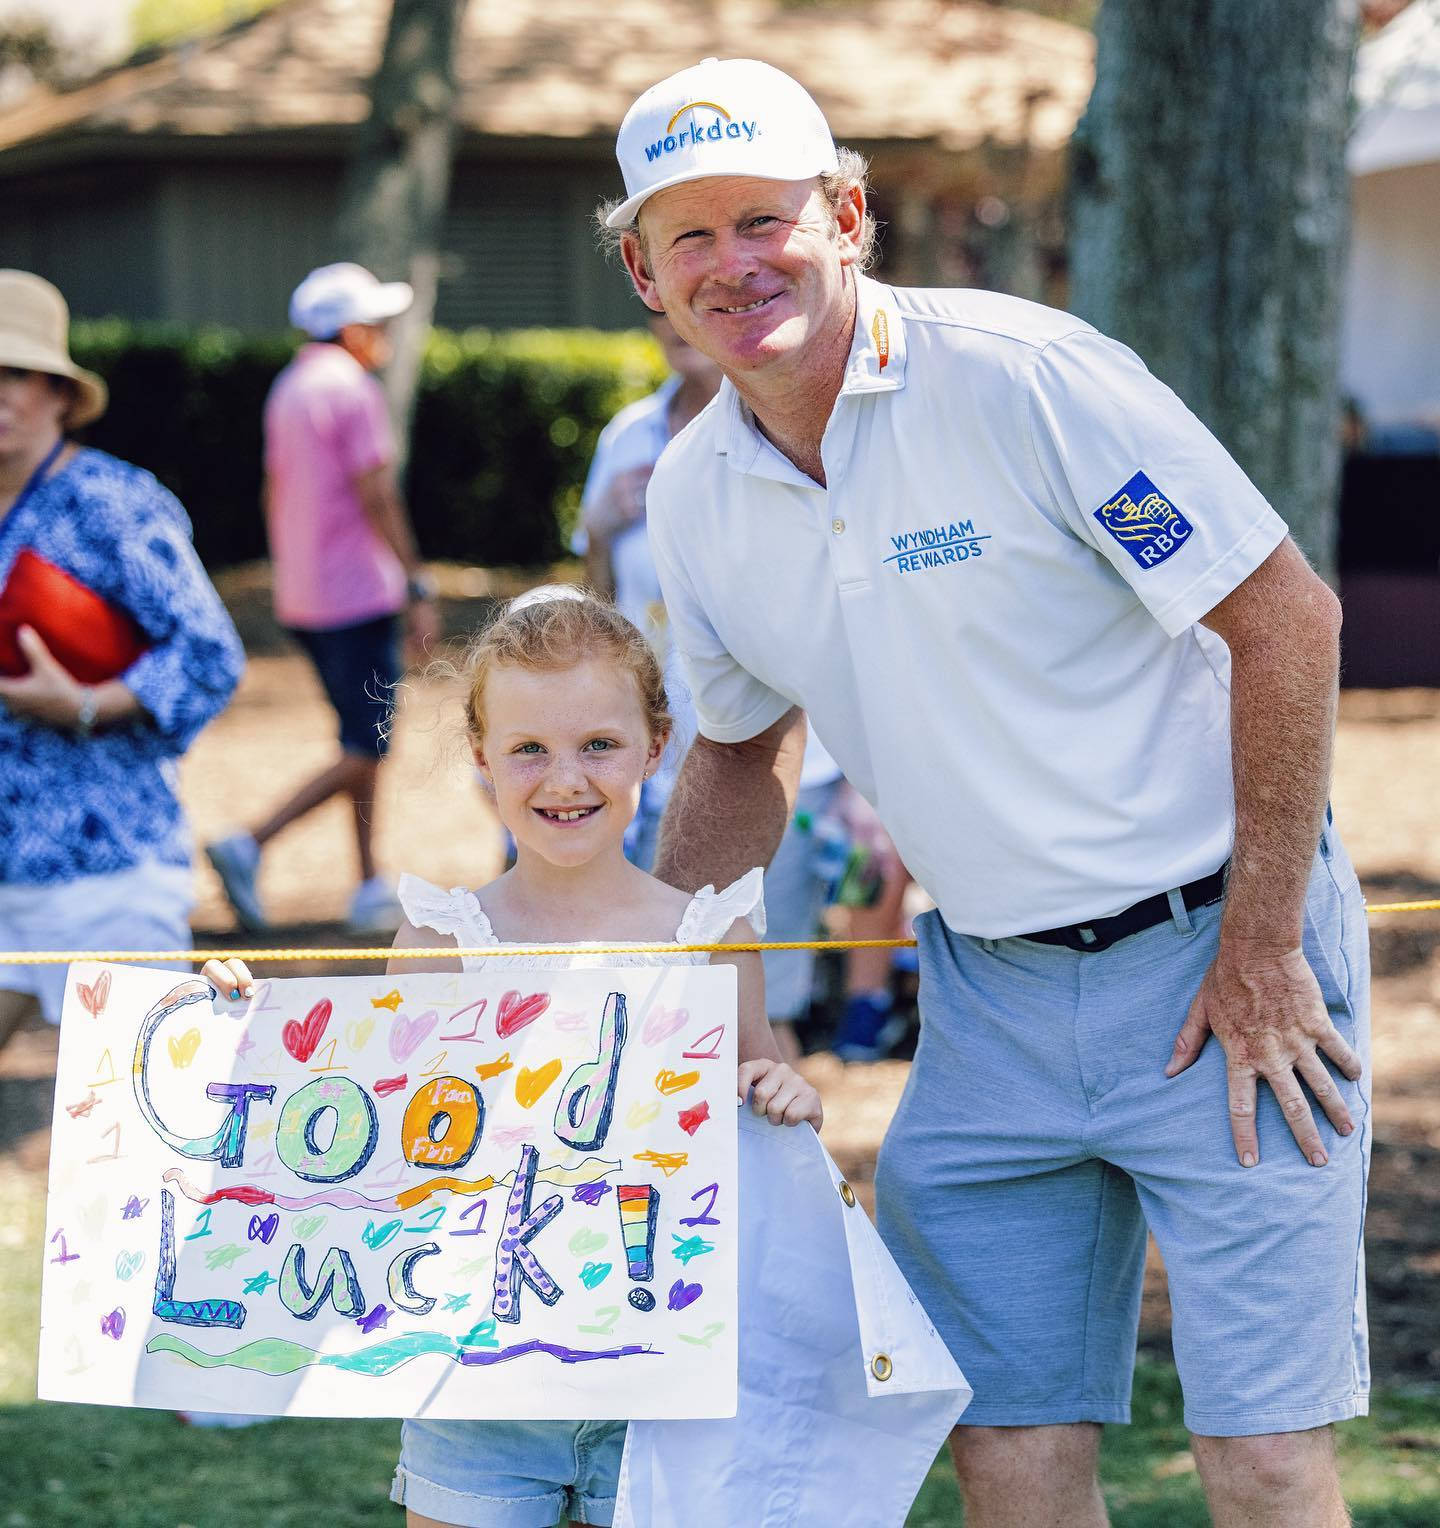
[0,903,1435,966]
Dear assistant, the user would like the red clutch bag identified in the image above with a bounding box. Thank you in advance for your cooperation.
[0,548,150,682]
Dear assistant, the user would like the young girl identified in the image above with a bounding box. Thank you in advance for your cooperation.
[203,586,822,1528]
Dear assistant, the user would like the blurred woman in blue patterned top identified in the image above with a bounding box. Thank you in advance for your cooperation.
[0,271,244,1051]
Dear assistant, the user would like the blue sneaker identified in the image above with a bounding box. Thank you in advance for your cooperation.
[830,993,901,1063]
[205,833,268,932]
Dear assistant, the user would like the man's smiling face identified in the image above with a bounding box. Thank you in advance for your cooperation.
[622,175,862,380]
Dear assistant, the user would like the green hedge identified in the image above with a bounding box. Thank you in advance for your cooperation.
[69,322,668,570]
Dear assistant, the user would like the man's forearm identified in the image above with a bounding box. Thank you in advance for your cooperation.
[1206,546,1342,951]
[356,466,422,574]
[653,706,807,893]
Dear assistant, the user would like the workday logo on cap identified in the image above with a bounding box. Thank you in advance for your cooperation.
[607,58,838,229]
[646,100,761,164]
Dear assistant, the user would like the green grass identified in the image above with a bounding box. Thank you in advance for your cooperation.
[4,1159,1438,1525]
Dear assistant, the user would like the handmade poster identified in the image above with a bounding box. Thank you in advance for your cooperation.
[39,962,738,1419]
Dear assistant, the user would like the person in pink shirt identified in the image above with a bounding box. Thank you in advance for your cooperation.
[206,263,439,934]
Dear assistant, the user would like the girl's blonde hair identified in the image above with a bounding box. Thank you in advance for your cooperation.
[463,586,672,745]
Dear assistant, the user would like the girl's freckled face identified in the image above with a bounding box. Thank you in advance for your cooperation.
[475,658,664,868]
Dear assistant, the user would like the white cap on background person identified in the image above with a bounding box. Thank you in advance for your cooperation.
[605,57,838,229]
[288,262,413,338]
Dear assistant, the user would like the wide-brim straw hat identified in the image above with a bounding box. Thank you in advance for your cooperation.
[0,270,108,428]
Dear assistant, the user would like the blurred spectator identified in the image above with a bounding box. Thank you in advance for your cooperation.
[0,270,243,1051]
[577,313,723,866]
[206,263,439,934]
[576,315,844,1053]
[828,784,915,1062]
[1342,394,1440,456]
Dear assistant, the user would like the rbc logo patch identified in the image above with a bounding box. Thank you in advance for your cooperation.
[1093,471,1194,569]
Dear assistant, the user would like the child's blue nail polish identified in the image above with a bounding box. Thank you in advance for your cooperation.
[230,988,240,1000]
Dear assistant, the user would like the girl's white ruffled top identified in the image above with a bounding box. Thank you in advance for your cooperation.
[398,867,971,1528]
[397,865,767,971]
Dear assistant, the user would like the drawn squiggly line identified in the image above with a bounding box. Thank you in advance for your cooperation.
[162,1168,403,1213]
[162,1158,621,1214]
[145,1331,658,1377]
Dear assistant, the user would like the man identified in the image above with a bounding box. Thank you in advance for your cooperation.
[602,58,1369,1528]
[207,263,438,933]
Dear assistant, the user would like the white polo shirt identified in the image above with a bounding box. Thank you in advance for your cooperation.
[647,274,1288,937]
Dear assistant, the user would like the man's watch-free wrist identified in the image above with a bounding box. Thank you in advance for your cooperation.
[74,689,100,735]
[406,572,437,603]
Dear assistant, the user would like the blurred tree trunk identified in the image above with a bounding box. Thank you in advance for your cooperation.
[1068,0,1359,578]
[336,0,469,458]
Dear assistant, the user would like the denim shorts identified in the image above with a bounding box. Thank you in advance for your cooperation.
[287,611,401,758]
[876,824,1370,1438]
[390,1416,626,1526]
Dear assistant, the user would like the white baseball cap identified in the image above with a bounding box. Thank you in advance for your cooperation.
[288,262,413,338]
[606,57,838,230]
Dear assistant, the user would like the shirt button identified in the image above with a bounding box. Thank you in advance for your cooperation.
[831,518,846,536]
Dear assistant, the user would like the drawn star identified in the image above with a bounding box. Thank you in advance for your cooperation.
[441,1292,471,1314]
[357,1303,392,1334]
[243,1272,277,1296]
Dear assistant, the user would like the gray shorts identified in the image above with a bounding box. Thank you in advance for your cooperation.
[876,825,1370,1437]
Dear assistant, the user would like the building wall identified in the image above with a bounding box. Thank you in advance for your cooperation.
[439,160,644,331]
[154,161,344,330]
[0,166,166,320]
[0,152,651,333]
[1342,160,1440,424]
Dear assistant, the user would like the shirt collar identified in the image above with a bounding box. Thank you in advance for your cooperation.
[841,273,908,397]
[714,272,908,476]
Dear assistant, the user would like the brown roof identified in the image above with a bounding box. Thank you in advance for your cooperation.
[0,0,1092,163]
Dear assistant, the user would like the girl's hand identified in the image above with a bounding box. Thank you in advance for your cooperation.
[737,1058,823,1130]
[200,957,254,1002]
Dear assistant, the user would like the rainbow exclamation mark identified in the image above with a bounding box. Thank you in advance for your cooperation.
[617,1185,659,1311]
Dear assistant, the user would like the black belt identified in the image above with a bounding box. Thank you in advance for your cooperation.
[1019,864,1229,953]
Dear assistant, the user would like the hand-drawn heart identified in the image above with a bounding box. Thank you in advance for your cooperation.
[166,1028,201,1068]
[389,1008,438,1063]
[362,1218,403,1250]
[678,1100,711,1135]
[496,988,550,1038]
[282,999,332,1063]
[626,1099,662,1129]
[475,1052,512,1082]
[248,1213,280,1244]
[491,1125,534,1148]
[580,1261,612,1289]
[76,969,112,1019]
[114,1250,143,1281]
[668,1278,703,1312]
[568,1227,608,1257]
[642,1005,688,1046]
[99,1308,126,1340]
[292,1214,327,1240]
[655,1068,700,1096]
[514,1058,562,1109]
[345,1017,375,1051]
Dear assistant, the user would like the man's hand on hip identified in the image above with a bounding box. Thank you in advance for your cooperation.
[1165,943,1362,1167]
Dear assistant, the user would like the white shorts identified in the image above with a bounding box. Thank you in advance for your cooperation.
[0,862,194,1023]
